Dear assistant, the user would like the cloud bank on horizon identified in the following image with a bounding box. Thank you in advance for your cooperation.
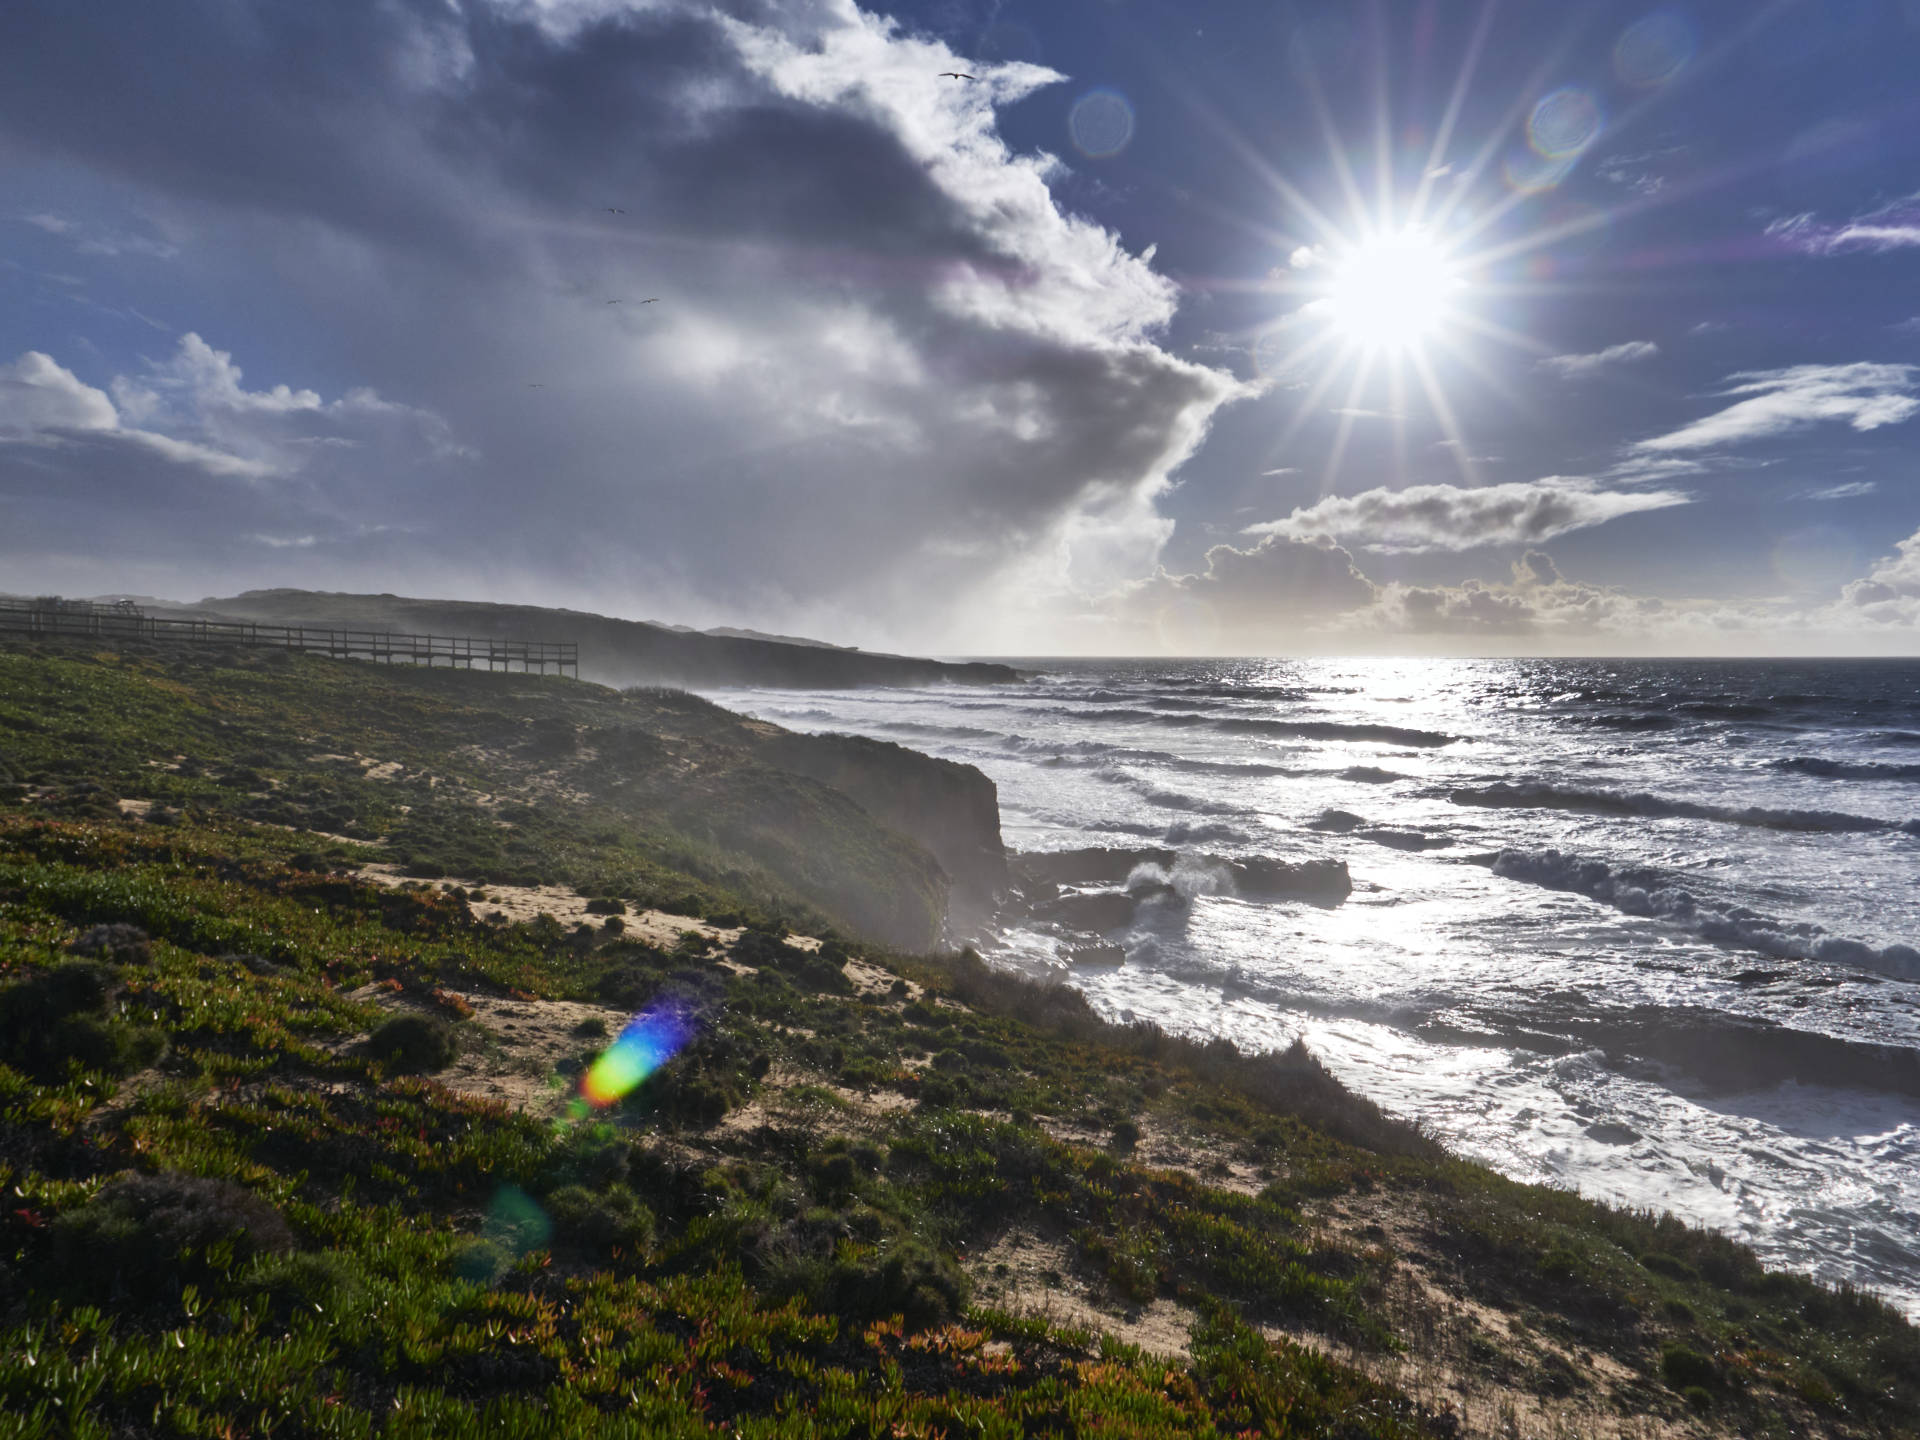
[2,0,1919,655]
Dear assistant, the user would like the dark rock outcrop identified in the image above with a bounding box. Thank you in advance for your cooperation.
[757,730,1007,937]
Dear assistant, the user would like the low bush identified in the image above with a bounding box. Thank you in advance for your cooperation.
[545,1183,655,1255]
[68,921,153,964]
[0,959,166,1080]
[1662,1343,1717,1391]
[368,1013,458,1073]
[50,1172,294,1304]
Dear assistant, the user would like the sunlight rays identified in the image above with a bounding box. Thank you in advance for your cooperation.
[1231,0,1751,497]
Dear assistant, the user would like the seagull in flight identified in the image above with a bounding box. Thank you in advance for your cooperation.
[605,207,627,215]
[525,382,546,388]
[939,71,978,81]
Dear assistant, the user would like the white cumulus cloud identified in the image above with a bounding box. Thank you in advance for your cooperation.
[1243,478,1689,552]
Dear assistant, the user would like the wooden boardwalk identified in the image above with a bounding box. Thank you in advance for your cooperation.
[0,598,577,678]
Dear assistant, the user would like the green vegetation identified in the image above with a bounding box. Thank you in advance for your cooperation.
[0,644,958,947]
[1,641,1915,1438]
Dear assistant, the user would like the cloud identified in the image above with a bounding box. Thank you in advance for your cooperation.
[1634,363,1920,453]
[1242,477,1689,552]
[1839,526,1920,623]
[0,348,268,477]
[0,0,1243,641]
[1260,466,1299,477]
[1109,534,1378,648]
[1538,340,1658,379]
[1768,194,1920,256]
[1798,480,1877,501]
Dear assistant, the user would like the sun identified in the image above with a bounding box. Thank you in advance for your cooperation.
[1318,228,1462,353]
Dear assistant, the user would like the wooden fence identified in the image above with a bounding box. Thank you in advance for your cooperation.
[0,598,577,678]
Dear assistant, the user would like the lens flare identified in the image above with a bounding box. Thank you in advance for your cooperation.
[1614,11,1696,88]
[1069,89,1135,158]
[1527,88,1602,159]
[581,1005,693,1108]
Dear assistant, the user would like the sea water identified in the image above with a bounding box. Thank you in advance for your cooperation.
[703,658,1920,1317]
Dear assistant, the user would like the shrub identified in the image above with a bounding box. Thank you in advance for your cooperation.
[368,1013,458,1073]
[1110,1118,1142,1153]
[545,1184,655,1255]
[573,1016,610,1040]
[0,960,165,1081]
[244,1249,365,1319]
[823,1239,970,1331]
[50,1173,294,1303]
[452,1237,511,1284]
[584,898,627,916]
[1661,1343,1716,1391]
[1640,1252,1698,1281]
[69,922,153,965]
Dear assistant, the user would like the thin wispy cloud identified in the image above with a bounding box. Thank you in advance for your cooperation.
[1799,480,1877,502]
[1635,364,1920,454]
[1538,340,1658,380]
[1244,478,1688,552]
[1768,194,1920,256]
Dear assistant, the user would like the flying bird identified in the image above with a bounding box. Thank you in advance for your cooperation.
[605,207,627,215]
[939,72,978,81]
[640,297,660,303]
[525,382,545,388]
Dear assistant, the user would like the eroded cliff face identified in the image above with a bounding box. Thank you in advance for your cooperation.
[758,731,1007,939]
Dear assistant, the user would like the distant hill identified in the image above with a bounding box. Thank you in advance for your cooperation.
[170,590,1021,690]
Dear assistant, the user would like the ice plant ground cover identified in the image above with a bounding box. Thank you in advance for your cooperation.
[0,642,1914,1438]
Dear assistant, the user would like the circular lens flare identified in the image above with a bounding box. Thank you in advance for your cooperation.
[1319,228,1461,352]
[1069,89,1135,158]
[1527,88,1602,159]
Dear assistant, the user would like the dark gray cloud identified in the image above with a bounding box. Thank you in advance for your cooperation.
[0,0,1240,642]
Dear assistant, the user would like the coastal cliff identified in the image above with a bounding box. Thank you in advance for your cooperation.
[760,729,1007,935]
[0,643,1001,950]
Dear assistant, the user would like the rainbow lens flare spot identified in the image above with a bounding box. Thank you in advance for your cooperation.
[581,1006,693,1107]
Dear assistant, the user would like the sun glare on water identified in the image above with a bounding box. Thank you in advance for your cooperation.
[1319,228,1461,353]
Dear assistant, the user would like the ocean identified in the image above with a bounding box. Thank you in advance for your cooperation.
[702,658,1920,1317]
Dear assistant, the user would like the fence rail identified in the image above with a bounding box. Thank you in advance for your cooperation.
[0,599,577,678]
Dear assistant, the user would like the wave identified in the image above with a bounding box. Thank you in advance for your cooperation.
[1341,765,1410,784]
[1773,757,1920,782]
[1451,781,1915,835]
[1164,821,1254,846]
[1209,716,1456,747]
[1586,713,1678,731]
[1068,708,1457,747]
[1488,848,1920,980]
[1675,701,1775,721]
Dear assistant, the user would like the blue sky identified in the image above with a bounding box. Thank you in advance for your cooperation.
[3,0,1919,653]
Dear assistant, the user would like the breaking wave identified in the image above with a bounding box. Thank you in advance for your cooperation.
[1452,781,1916,835]
[1489,848,1920,980]
[1775,757,1920,782]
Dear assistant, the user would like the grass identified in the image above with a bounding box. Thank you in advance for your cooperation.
[0,640,1915,1438]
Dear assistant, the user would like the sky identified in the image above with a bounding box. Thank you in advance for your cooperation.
[3,0,1920,656]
